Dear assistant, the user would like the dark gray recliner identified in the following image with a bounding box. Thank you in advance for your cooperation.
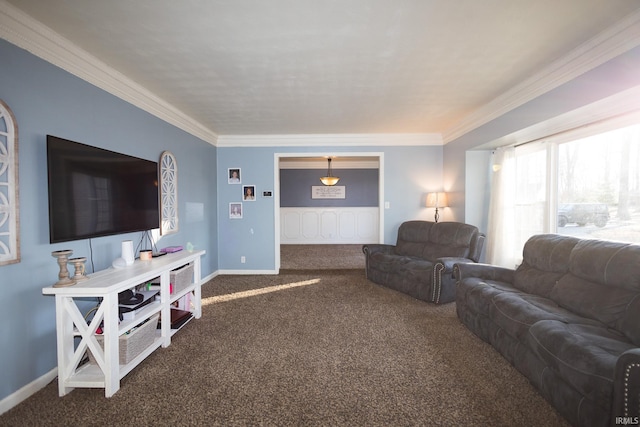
[362,221,485,304]
[455,234,640,426]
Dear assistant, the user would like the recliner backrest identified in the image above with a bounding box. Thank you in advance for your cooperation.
[549,238,640,346]
[395,220,482,263]
[513,234,580,298]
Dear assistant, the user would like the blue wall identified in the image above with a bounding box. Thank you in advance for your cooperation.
[0,39,218,402]
[0,36,445,405]
[217,145,443,272]
[280,169,379,207]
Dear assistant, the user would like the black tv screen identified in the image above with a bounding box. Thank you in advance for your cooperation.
[47,135,160,243]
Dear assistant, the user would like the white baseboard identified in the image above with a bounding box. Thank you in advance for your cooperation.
[201,270,219,284]
[217,269,278,275]
[0,368,57,415]
[1,270,220,415]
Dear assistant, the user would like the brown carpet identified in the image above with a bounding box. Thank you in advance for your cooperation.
[1,267,568,426]
[280,244,365,271]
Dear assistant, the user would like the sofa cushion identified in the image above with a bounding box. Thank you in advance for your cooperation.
[513,234,580,297]
[395,221,434,258]
[549,239,640,345]
[403,258,434,277]
[368,252,414,273]
[422,222,477,261]
[490,293,601,341]
[457,278,521,317]
[528,320,636,404]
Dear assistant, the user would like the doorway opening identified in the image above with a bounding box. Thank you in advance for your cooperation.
[274,152,385,272]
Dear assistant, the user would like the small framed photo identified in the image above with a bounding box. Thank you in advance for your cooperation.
[228,168,241,184]
[243,185,256,201]
[229,202,243,219]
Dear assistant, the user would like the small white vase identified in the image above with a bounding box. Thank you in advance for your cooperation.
[121,240,135,265]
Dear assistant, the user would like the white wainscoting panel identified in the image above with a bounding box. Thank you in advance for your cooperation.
[281,207,379,244]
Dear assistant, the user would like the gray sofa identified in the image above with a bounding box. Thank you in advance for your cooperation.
[455,234,640,426]
[362,221,484,304]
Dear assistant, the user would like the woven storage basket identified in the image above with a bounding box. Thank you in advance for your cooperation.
[171,263,194,294]
[89,314,159,365]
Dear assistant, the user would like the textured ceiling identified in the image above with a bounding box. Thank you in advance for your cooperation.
[5,0,640,139]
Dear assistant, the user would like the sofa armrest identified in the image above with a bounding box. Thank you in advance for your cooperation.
[613,348,640,421]
[436,256,475,273]
[432,257,477,304]
[453,262,515,284]
[362,244,395,257]
[362,244,395,280]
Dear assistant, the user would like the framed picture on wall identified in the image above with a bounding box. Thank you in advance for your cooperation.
[229,202,243,219]
[228,168,241,184]
[243,185,256,201]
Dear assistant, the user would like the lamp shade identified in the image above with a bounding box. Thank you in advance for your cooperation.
[319,176,340,186]
[320,158,340,186]
[426,192,448,208]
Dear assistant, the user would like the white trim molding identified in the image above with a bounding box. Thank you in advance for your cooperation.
[0,368,56,416]
[0,0,218,146]
[217,133,442,148]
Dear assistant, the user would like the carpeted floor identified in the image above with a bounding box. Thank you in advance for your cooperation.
[0,264,568,426]
[280,244,365,271]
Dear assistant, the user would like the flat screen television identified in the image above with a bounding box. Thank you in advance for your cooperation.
[47,135,160,243]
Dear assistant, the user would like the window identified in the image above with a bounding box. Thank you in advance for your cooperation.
[487,120,640,267]
[556,123,640,242]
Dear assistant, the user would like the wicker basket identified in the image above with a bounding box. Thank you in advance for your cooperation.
[171,263,194,294]
[89,314,159,365]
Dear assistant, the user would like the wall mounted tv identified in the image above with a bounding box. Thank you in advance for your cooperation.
[47,135,160,243]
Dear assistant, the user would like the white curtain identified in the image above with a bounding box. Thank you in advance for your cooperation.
[486,147,518,268]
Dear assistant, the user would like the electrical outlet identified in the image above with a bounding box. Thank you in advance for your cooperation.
[241,256,246,263]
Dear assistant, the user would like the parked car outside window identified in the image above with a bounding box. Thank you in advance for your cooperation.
[557,203,609,228]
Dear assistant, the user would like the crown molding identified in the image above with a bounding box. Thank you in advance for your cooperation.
[0,0,218,146]
[216,133,442,148]
[476,84,640,150]
[443,8,640,144]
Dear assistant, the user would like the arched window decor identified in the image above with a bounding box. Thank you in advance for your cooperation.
[0,99,19,266]
[160,151,178,235]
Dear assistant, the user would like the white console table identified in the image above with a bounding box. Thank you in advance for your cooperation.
[43,250,205,397]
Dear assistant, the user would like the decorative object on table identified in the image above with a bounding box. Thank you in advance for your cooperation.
[139,250,152,261]
[0,99,20,266]
[185,242,194,252]
[68,256,88,282]
[159,151,178,235]
[319,157,340,186]
[121,240,135,265]
[112,257,126,269]
[51,249,75,287]
[160,245,183,253]
[426,192,448,223]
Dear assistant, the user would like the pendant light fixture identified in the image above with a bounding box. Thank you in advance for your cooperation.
[319,157,340,186]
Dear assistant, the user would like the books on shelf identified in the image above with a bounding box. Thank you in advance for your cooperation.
[158,308,193,330]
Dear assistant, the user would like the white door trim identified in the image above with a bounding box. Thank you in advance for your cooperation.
[273,151,385,272]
